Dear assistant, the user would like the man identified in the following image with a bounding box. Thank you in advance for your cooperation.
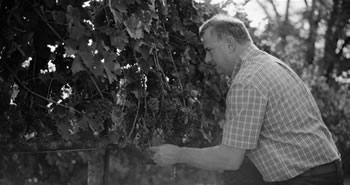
[149,14,343,185]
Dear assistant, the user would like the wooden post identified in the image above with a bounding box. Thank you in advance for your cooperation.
[87,145,112,185]
[88,149,105,185]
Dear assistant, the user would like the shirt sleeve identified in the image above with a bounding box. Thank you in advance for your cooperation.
[222,82,268,149]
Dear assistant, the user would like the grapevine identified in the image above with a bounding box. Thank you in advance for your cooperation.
[0,0,229,183]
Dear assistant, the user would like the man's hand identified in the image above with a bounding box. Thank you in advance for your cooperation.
[148,144,181,166]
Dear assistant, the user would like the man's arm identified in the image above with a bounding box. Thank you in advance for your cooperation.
[179,144,246,171]
[150,144,246,171]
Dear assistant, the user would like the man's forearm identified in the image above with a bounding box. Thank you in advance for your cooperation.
[177,145,245,171]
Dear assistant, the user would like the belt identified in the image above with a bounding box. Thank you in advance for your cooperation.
[301,159,341,176]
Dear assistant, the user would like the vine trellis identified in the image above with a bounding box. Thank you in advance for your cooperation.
[0,0,245,183]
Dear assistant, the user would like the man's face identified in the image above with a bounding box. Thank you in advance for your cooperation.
[202,29,235,75]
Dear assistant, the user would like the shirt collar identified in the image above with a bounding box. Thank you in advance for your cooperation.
[230,44,260,79]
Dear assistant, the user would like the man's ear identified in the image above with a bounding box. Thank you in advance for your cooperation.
[226,36,236,52]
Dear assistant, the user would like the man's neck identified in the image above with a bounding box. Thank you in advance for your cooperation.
[229,42,256,79]
[236,42,254,56]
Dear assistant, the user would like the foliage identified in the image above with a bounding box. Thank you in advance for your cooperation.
[1,0,350,184]
[0,0,234,184]
[306,73,350,172]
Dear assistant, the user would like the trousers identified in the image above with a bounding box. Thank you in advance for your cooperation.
[222,157,344,185]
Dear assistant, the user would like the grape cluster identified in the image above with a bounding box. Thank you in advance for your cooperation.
[147,97,159,114]
[85,99,113,133]
[157,98,182,142]
[161,98,179,122]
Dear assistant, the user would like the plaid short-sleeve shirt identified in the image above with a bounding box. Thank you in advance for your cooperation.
[222,44,340,182]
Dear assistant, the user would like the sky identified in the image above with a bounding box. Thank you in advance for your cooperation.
[209,0,310,28]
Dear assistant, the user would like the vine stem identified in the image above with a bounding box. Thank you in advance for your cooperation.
[88,72,104,98]
[167,48,183,91]
[167,48,186,105]
[108,0,119,24]
[153,48,170,90]
[128,91,141,138]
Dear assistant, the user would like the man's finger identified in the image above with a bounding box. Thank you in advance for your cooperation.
[145,147,157,159]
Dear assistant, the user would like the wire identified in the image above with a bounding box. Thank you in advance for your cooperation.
[7,147,100,154]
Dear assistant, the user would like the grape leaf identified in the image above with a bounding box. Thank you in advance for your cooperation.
[110,31,129,50]
[124,15,144,39]
[135,41,151,59]
[69,22,86,41]
[78,51,95,69]
[64,45,77,56]
[137,10,152,33]
[64,39,78,50]
[91,60,104,76]
[104,52,117,65]
[103,52,118,83]
[111,0,128,13]
[71,58,85,74]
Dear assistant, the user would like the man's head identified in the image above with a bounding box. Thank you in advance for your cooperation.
[199,14,252,75]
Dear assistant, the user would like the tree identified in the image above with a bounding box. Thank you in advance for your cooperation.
[322,0,350,79]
